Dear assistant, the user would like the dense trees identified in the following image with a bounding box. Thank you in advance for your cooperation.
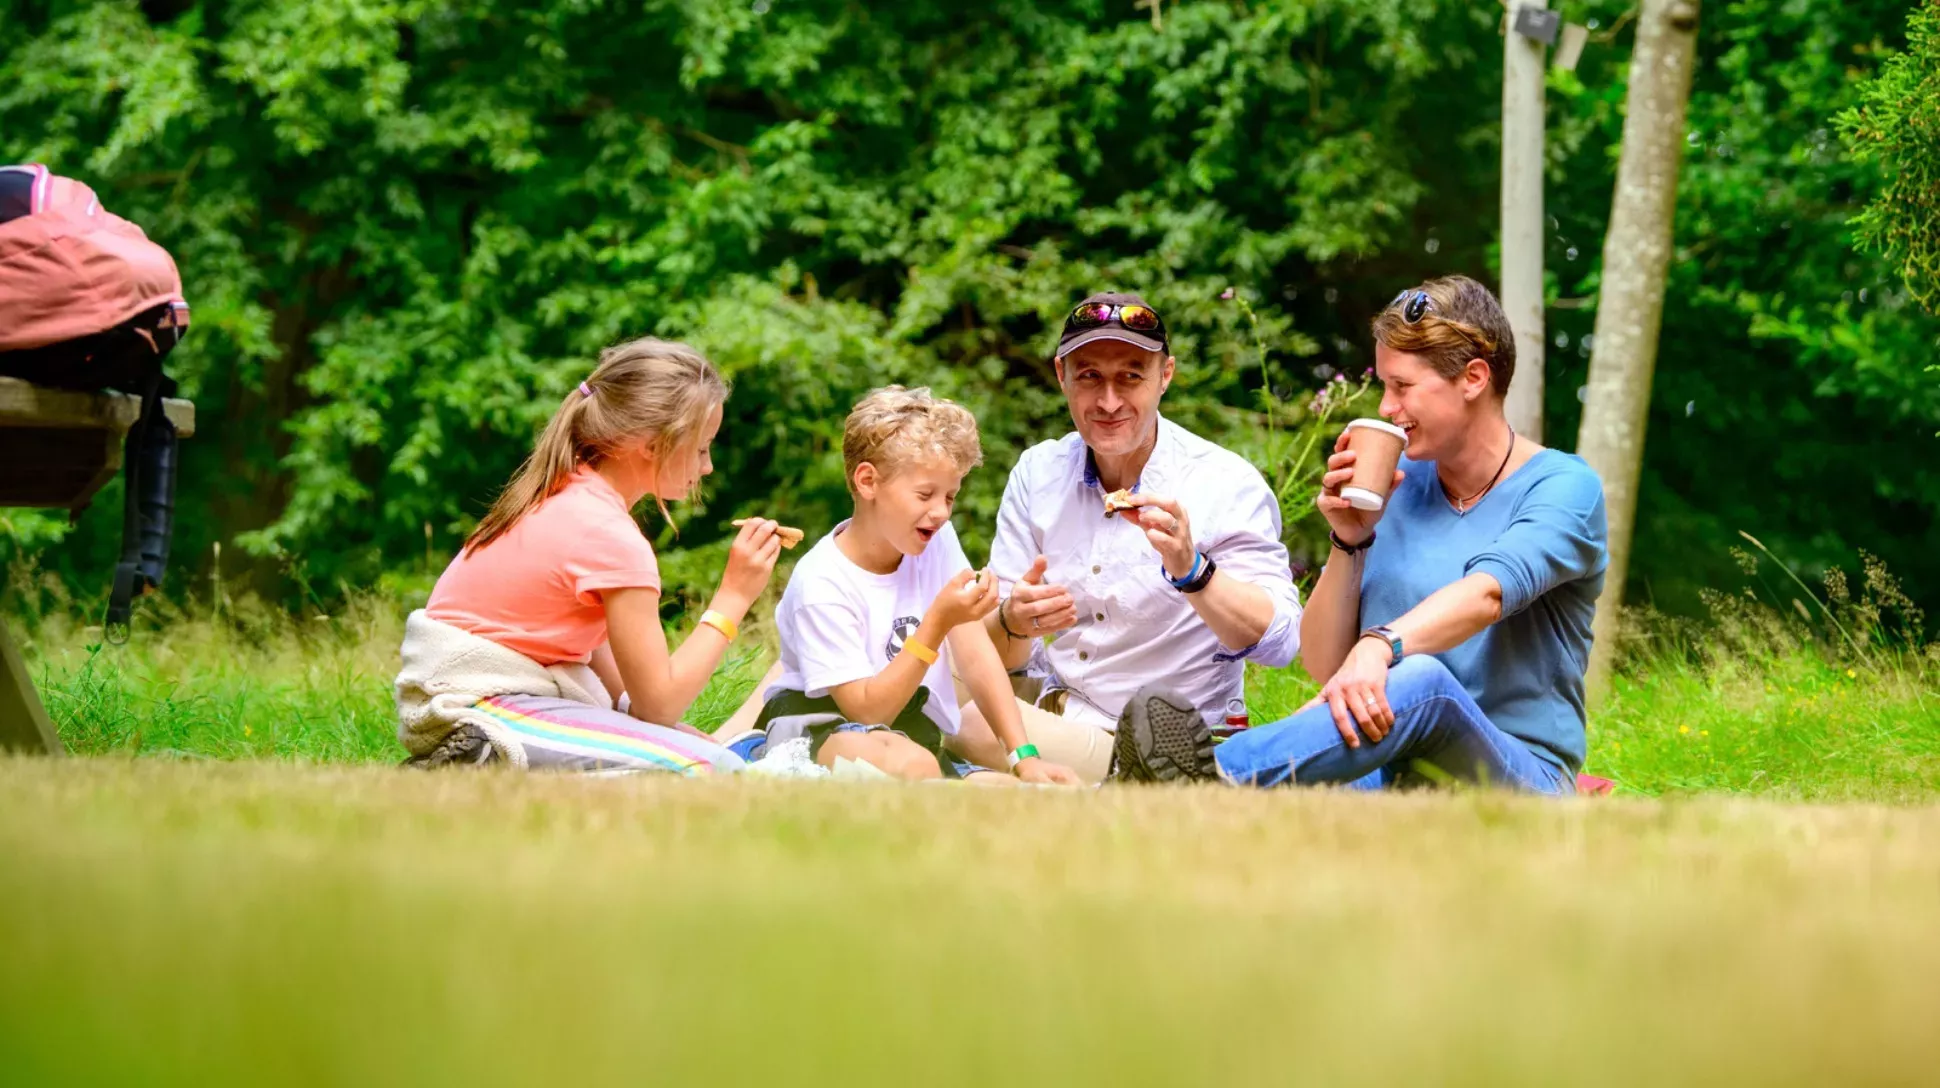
[2,0,1935,627]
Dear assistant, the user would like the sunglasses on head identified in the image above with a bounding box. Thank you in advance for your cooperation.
[1389,289,1435,323]
[1065,301,1167,338]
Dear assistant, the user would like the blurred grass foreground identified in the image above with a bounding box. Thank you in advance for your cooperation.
[2,760,1937,1085]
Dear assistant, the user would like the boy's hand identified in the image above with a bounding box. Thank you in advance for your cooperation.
[1014,757,1081,786]
[719,518,782,611]
[929,567,1001,631]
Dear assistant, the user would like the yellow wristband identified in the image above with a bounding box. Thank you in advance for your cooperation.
[902,637,939,665]
[699,609,738,642]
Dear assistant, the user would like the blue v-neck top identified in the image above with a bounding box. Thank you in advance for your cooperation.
[1360,450,1609,773]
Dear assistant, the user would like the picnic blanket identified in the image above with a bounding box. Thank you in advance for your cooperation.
[394,609,611,768]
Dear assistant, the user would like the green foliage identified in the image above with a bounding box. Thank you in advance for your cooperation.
[0,0,1935,624]
[1542,0,1940,618]
[1839,0,1940,312]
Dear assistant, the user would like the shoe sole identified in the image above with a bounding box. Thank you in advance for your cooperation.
[403,724,498,769]
[1116,693,1217,783]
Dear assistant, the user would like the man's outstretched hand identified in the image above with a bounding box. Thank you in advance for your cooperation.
[1002,554,1077,636]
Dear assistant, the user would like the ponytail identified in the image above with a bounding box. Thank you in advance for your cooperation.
[465,338,727,554]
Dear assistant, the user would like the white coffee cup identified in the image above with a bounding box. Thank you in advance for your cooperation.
[1339,418,1410,512]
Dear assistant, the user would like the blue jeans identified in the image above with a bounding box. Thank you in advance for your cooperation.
[1214,656,1575,794]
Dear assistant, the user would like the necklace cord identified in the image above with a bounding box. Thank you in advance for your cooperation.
[1449,422,1516,512]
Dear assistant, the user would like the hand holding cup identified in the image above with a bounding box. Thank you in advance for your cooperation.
[1318,420,1408,546]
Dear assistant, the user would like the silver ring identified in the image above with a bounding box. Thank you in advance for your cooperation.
[1363,696,1378,707]
[1031,615,1041,629]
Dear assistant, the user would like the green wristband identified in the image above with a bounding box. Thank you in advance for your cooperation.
[1006,743,1041,769]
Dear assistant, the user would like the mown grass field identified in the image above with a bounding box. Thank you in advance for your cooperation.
[4,589,1939,1084]
[3,759,1938,1086]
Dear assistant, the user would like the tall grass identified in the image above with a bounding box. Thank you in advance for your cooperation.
[1241,542,1940,802]
[13,588,769,764]
[9,545,1937,799]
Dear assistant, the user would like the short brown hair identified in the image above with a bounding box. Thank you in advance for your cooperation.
[1370,275,1516,397]
[842,386,982,494]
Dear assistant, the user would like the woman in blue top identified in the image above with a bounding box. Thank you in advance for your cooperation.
[1115,275,1608,793]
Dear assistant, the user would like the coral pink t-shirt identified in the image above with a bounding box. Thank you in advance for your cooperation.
[425,467,661,665]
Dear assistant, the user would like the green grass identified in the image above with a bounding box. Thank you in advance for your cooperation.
[16,596,769,763]
[17,593,1940,801]
[1243,650,1940,802]
[2,759,1937,1086]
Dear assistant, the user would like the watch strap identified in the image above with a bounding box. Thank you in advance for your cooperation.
[1360,624,1403,666]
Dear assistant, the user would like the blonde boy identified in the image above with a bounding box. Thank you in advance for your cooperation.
[758,387,1080,784]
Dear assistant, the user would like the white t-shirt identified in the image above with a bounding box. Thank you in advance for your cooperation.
[771,519,972,735]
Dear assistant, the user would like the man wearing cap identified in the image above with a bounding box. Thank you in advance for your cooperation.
[941,292,1303,783]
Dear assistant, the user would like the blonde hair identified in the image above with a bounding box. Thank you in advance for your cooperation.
[842,386,982,494]
[1370,275,1517,397]
[465,337,727,554]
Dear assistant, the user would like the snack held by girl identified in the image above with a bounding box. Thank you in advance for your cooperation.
[395,337,781,773]
[748,386,1081,785]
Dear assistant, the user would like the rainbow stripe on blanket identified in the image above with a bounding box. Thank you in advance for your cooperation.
[471,696,718,776]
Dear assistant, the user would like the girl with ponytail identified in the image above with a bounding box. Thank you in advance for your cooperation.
[395,337,783,773]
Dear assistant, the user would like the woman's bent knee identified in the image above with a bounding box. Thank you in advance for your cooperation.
[1389,653,1457,691]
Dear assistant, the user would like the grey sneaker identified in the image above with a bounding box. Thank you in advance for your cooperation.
[1110,684,1217,783]
[403,723,500,769]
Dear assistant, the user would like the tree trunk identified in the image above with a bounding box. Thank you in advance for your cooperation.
[1501,0,1548,442]
[1577,0,1702,703]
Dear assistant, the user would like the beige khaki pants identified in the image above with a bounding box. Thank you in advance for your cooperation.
[948,671,1115,784]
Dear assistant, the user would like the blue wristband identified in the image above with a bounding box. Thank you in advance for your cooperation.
[1164,552,1205,590]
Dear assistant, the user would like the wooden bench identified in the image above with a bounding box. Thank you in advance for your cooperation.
[0,376,196,755]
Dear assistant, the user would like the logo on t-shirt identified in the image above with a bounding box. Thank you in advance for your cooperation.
[884,615,922,663]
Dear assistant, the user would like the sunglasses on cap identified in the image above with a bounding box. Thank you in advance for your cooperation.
[1389,289,1435,323]
[1064,301,1167,338]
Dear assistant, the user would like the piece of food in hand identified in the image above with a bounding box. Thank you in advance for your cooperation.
[1102,489,1137,519]
[731,518,805,549]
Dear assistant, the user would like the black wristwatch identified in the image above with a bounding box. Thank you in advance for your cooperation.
[1360,624,1403,666]
[1167,553,1217,594]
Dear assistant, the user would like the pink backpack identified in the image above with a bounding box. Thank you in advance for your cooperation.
[0,164,191,637]
[0,164,188,356]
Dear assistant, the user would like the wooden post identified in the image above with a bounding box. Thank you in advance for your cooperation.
[0,620,62,755]
[1577,0,1702,702]
[1502,1,1549,442]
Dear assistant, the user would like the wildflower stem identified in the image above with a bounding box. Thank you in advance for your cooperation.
[1737,530,1871,663]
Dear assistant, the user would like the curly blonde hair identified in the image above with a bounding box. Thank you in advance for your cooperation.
[842,386,982,494]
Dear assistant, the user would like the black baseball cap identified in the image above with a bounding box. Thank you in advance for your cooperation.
[1055,291,1169,359]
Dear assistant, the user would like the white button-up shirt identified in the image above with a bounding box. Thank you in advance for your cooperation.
[987,417,1302,729]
